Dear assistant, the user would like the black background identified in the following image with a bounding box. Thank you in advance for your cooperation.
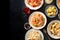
[9,0,60,40]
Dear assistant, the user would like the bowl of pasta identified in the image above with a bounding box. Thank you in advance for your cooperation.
[47,20,60,39]
[29,11,47,29]
[45,5,58,18]
[25,0,44,10]
[56,0,60,9]
[25,29,44,40]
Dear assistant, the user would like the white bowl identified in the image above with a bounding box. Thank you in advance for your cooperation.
[29,11,47,29]
[56,0,60,9]
[25,0,44,10]
[25,29,44,40]
[47,20,60,39]
[45,0,53,4]
[45,5,58,18]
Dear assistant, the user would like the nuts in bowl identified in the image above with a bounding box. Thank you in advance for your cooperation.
[47,20,60,39]
[45,5,58,18]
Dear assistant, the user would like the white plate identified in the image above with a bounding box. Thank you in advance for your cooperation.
[25,0,44,10]
[47,20,60,39]
[29,11,47,29]
[25,29,44,40]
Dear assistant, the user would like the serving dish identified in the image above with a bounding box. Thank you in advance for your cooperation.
[45,0,53,4]
[56,0,60,9]
[25,0,44,10]
[45,5,58,18]
[47,20,60,39]
[29,11,47,29]
[25,29,44,40]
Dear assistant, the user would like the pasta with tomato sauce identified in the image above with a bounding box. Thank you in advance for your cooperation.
[27,0,42,7]
[30,13,45,27]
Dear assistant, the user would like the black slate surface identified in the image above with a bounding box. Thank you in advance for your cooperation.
[9,0,60,40]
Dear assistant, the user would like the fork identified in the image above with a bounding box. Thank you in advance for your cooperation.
[43,28,51,40]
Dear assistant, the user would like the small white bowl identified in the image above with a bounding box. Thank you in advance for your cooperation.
[45,0,53,4]
[47,20,60,39]
[29,11,47,29]
[25,29,44,40]
[45,5,58,18]
[24,0,44,10]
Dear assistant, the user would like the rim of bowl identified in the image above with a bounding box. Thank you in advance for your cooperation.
[45,5,58,18]
[24,0,44,10]
[29,11,47,29]
[45,0,53,4]
[56,0,60,9]
[25,29,44,40]
[47,20,60,39]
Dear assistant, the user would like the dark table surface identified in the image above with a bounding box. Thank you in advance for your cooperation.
[9,0,60,40]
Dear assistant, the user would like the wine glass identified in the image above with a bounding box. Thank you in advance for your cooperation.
[24,22,31,30]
